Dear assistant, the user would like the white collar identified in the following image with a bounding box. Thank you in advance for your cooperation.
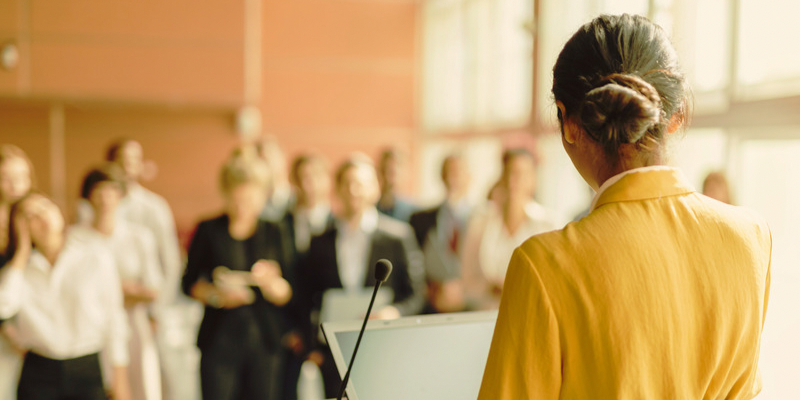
[589,165,675,211]
[337,207,379,234]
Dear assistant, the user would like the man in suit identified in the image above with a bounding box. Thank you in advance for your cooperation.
[297,153,425,398]
[376,147,417,222]
[409,152,472,313]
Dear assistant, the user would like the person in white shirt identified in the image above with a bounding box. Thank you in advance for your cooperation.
[74,163,163,400]
[102,139,183,310]
[462,148,557,310]
[102,139,192,400]
[0,192,130,400]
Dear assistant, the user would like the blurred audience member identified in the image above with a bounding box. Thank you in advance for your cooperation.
[281,152,334,400]
[376,147,416,222]
[256,135,294,222]
[73,163,163,400]
[409,152,473,313]
[462,148,556,310]
[103,139,182,306]
[0,144,35,400]
[288,153,333,256]
[0,145,35,259]
[103,138,189,400]
[702,170,734,204]
[297,154,425,398]
[182,153,292,400]
[0,193,131,400]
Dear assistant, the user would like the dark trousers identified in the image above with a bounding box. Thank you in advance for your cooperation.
[281,349,304,400]
[17,352,106,400]
[200,330,284,400]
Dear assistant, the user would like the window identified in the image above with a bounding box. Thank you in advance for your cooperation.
[422,0,533,133]
[737,0,800,99]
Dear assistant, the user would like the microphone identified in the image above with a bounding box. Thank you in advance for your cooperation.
[336,259,393,400]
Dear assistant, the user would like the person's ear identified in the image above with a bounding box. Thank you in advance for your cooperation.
[667,112,683,134]
[557,101,578,145]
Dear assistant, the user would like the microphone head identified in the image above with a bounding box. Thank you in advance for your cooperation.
[374,259,393,283]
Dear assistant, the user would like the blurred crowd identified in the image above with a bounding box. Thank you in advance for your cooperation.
[0,138,732,400]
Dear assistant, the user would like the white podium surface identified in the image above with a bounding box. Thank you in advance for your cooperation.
[324,311,497,400]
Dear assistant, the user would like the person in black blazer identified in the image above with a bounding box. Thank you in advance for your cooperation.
[297,154,425,398]
[409,152,473,314]
[182,153,293,400]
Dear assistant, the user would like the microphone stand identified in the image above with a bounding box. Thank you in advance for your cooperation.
[336,259,392,400]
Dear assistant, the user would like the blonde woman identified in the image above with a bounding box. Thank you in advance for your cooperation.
[182,152,292,400]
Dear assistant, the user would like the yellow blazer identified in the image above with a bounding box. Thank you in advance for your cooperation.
[478,168,771,399]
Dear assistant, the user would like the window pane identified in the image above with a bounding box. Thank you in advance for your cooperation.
[691,0,730,92]
[598,0,648,15]
[537,0,594,124]
[422,0,533,133]
[738,0,800,94]
[491,0,533,128]
[422,0,467,132]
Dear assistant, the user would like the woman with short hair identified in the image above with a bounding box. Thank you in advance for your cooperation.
[181,152,292,400]
[74,163,163,400]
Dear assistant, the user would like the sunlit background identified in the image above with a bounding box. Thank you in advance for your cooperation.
[2,0,798,398]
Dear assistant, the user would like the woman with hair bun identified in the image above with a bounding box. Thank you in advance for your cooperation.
[478,14,771,399]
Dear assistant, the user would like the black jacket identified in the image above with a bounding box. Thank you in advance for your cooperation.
[181,215,291,351]
[296,214,426,345]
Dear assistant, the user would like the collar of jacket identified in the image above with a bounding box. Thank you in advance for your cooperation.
[591,167,696,212]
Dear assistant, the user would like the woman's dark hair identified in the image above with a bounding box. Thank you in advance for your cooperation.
[440,152,464,183]
[105,138,138,162]
[501,148,535,167]
[289,152,328,187]
[81,163,127,199]
[334,153,376,187]
[552,14,689,161]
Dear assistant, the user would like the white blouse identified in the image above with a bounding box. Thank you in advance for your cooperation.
[476,201,557,282]
[0,231,130,365]
[71,221,162,291]
[335,208,379,293]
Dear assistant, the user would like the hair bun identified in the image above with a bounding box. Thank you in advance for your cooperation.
[579,74,663,146]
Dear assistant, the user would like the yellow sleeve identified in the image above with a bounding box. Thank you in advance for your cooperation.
[477,247,561,399]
